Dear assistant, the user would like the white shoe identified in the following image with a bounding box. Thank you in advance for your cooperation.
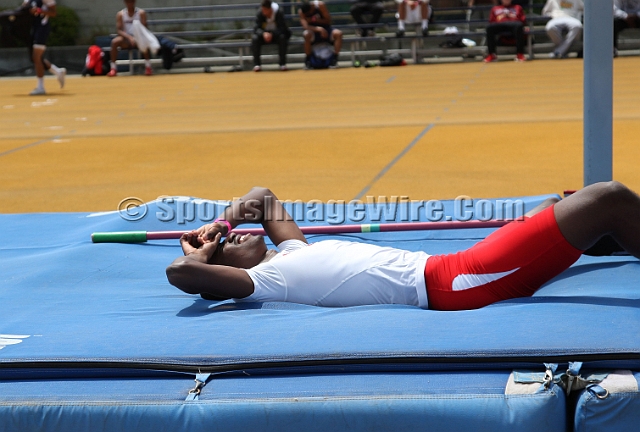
[57,68,66,88]
[253,65,262,72]
[29,87,46,96]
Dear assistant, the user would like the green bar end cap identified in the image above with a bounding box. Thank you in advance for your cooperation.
[91,231,148,243]
[360,224,381,233]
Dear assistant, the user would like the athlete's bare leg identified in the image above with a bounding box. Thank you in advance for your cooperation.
[32,47,46,78]
[110,36,130,63]
[332,29,342,54]
[525,197,559,217]
[421,1,429,19]
[303,30,313,56]
[554,181,640,258]
[398,2,406,20]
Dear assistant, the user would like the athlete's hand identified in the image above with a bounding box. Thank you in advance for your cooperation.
[193,221,229,244]
[180,232,220,263]
[263,31,273,43]
[317,27,328,38]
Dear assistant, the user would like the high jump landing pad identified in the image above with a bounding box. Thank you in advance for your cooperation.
[1,58,640,431]
[1,195,640,431]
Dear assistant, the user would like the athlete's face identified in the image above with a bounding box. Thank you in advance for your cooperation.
[210,232,268,269]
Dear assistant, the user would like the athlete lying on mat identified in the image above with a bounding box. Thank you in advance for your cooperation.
[166,181,639,311]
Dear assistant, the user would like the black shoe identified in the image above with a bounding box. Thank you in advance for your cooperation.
[396,29,405,38]
[329,54,338,68]
[421,27,429,37]
[172,50,185,62]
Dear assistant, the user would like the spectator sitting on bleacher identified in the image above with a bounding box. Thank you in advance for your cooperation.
[395,0,431,37]
[614,0,640,57]
[107,0,152,77]
[252,0,291,71]
[483,0,527,62]
[299,0,342,69]
[542,0,583,59]
[350,0,384,37]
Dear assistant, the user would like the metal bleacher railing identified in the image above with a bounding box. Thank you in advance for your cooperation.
[111,1,627,72]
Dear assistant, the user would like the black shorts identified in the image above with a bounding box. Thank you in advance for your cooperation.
[31,21,51,46]
[313,26,334,45]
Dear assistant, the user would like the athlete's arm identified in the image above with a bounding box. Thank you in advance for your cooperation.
[299,8,311,29]
[517,6,526,23]
[195,187,307,246]
[140,9,148,28]
[166,232,254,299]
[316,3,332,25]
[30,1,56,17]
[115,11,131,42]
[299,8,328,36]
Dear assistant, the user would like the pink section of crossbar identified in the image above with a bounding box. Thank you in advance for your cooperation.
[145,220,512,240]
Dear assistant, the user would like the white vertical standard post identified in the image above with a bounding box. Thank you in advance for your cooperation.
[583,0,613,186]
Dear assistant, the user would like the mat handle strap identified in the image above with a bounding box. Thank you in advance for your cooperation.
[186,373,212,401]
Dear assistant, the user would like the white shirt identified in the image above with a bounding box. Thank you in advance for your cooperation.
[614,0,640,19]
[542,0,583,21]
[264,2,279,31]
[240,239,430,308]
[122,7,142,36]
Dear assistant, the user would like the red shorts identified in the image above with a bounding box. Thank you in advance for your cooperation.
[425,205,583,311]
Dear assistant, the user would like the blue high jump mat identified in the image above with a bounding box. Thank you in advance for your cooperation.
[1,195,639,432]
[573,370,640,432]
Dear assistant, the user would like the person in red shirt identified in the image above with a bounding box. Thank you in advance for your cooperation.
[484,0,527,62]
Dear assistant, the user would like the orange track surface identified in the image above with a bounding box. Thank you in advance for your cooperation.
[1,57,639,213]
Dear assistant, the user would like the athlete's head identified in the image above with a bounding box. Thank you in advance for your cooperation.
[500,0,512,5]
[261,0,273,17]
[209,232,268,269]
[300,0,312,14]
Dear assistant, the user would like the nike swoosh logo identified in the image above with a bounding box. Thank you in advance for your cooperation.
[451,268,520,291]
[0,334,30,350]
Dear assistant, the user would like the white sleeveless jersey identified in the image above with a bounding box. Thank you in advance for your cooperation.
[122,7,141,36]
[240,239,430,308]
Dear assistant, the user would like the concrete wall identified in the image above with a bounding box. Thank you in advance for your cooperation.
[0,0,258,43]
[1,0,465,43]
[0,45,87,75]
